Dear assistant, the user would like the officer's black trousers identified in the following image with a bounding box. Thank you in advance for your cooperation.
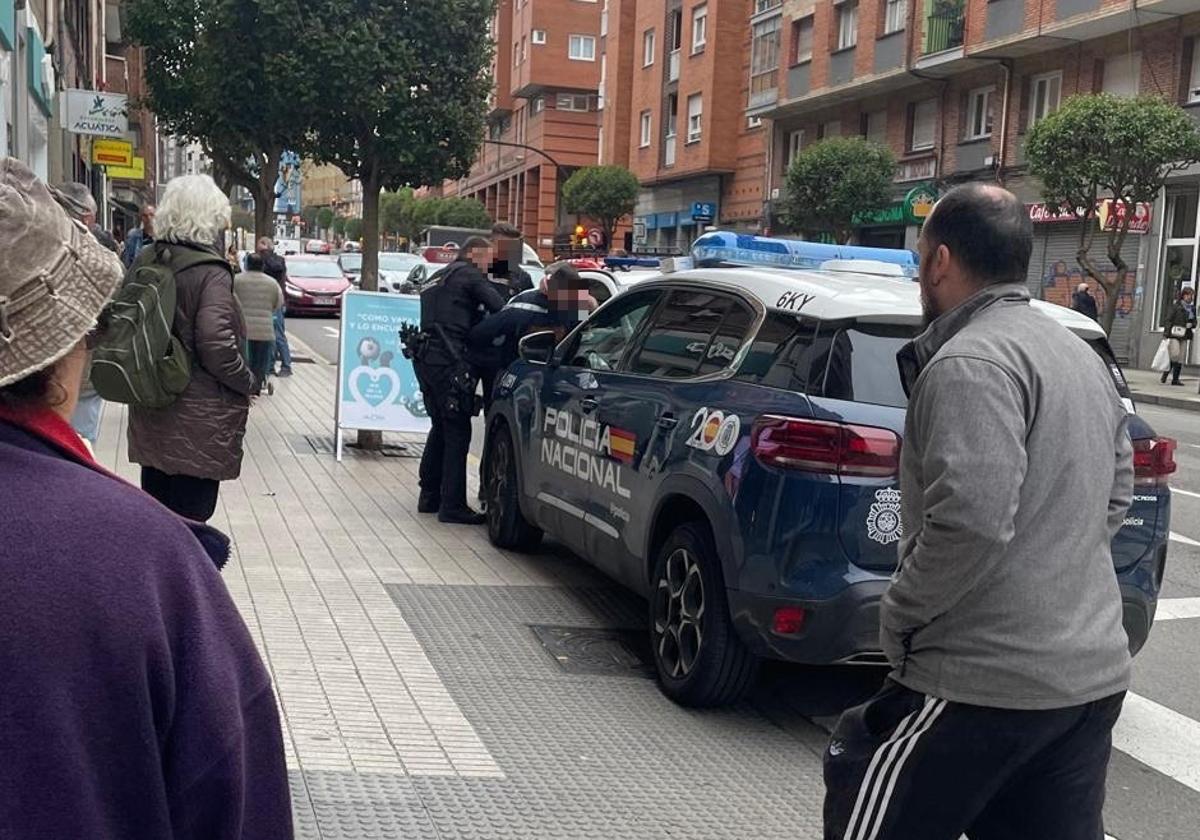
[824,679,1124,840]
[416,362,473,513]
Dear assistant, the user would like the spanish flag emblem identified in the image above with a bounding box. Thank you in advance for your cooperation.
[609,427,636,463]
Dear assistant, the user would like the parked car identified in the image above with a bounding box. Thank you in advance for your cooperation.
[339,252,362,286]
[481,233,1174,707]
[285,256,352,316]
[304,239,333,255]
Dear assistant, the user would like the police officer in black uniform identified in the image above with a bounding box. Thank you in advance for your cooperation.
[414,236,505,524]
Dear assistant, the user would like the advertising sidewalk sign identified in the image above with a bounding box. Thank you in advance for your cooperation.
[334,290,429,461]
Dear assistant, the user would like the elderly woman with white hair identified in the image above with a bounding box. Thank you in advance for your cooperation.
[127,174,257,521]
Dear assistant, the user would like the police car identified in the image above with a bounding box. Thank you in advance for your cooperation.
[482,233,1175,707]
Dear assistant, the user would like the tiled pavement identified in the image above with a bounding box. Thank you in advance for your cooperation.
[94,360,833,839]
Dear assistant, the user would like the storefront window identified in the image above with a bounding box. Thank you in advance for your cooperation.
[1159,191,1200,330]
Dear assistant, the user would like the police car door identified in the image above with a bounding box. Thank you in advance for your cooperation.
[587,287,759,589]
[534,288,665,557]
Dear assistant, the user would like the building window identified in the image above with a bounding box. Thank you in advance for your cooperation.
[786,129,806,166]
[1159,191,1198,329]
[569,34,597,61]
[557,93,591,111]
[521,36,528,62]
[864,110,887,145]
[513,42,520,66]
[532,29,547,45]
[882,0,907,35]
[640,111,653,147]
[755,0,782,12]
[820,120,842,140]
[666,93,679,138]
[965,86,994,140]
[791,16,813,65]
[1103,52,1141,98]
[532,96,545,114]
[836,0,858,51]
[1030,71,1062,127]
[1189,42,1200,103]
[692,5,708,54]
[598,54,607,109]
[750,16,782,103]
[748,115,763,128]
[687,93,703,143]
[909,99,937,151]
[643,29,656,66]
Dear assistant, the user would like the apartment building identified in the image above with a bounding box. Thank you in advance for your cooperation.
[443,0,604,259]
[758,0,1200,365]
[601,0,766,253]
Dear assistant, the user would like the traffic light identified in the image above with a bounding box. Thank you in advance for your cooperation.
[574,224,587,248]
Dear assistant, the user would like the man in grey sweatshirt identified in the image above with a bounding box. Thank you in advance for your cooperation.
[824,184,1133,840]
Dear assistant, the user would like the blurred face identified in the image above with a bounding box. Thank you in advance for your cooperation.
[491,239,522,278]
[467,244,493,270]
[141,206,156,235]
[1184,288,1195,303]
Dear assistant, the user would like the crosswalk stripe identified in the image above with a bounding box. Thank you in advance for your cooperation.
[1155,597,1200,621]
[1113,693,1200,794]
[1172,487,1200,500]
[1170,531,1200,547]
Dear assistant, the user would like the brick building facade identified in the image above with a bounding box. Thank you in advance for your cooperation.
[443,0,604,260]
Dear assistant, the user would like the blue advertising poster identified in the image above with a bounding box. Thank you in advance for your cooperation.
[336,291,429,445]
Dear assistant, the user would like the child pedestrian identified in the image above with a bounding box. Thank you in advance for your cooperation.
[234,252,285,395]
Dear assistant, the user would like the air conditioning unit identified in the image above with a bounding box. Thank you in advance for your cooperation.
[984,154,996,167]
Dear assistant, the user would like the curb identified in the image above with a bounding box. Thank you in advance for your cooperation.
[1131,390,1200,413]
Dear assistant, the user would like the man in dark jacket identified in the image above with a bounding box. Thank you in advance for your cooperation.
[122,203,155,268]
[489,221,535,299]
[1071,282,1099,321]
[257,236,294,376]
[415,236,506,524]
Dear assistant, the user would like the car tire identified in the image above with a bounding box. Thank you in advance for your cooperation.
[485,425,542,551]
[650,522,758,707]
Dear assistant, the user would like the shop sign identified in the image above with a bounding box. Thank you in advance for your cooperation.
[633,219,647,243]
[62,89,127,137]
[655,211,678,228]
[92,138,133,168]
[896,156,937,183]
[1027,200,1152,234]
[105,156,145,181]
[691,202,715,224]
[855,184,938,227]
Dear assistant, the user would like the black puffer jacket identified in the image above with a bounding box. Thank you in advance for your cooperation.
[128,243,257,481]
[1165,301,1196,342]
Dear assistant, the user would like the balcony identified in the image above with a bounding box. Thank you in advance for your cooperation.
[668,50,680,83]
[923,0,965,55]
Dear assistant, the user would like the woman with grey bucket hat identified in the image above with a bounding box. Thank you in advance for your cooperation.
[125,173,258,522]
[0,158,292,838]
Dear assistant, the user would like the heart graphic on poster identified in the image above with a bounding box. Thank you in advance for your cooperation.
[348,365,402,408]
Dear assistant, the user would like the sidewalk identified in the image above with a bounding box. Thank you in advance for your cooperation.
[94,358,830,839]
[1125,367,1200,413]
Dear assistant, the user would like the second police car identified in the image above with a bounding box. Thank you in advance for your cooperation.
[482,232,1176,707]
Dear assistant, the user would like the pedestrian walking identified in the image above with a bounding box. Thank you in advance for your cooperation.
[1160,286,1195,386]
[1071,281,1099,321]
[121,203,156,268]
[0,157,292,840]
[257,236,294,377]
[235,252,285,394]
[127,175,258,522]
[413,236,505,524]
[49,182,114,447]
[824,184,1133,840]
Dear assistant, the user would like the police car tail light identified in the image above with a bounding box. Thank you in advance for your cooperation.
[750,416,899,478]
[1133,436,1177,486]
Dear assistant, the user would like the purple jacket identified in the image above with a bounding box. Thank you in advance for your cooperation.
[0,420,293,839]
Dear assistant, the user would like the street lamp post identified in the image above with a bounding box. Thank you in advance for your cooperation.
[481,139,572,252]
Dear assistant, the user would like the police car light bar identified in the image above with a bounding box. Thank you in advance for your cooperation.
[689,231,918,278]
[819,259,911,279]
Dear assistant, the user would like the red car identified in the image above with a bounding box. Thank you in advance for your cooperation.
[285,256,352,316]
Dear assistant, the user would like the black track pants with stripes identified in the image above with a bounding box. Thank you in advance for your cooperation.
[823,679,1124,840]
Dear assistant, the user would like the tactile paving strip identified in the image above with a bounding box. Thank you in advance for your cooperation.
[352,582,831,839]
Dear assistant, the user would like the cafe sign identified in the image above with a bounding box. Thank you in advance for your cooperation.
[1027,200,1152,235]
[62,89,127,137]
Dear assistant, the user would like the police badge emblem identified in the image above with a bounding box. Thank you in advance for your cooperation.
[866,488,903,545]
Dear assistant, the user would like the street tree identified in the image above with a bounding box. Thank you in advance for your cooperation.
[295,0,494,298]
[333,217,347,238]
[561,166,639,251]
[438,197,492,230]
[302,206,320,235]
[126,0,310,238]
[317,207,335,236]
[1026,93,1200,333]
[779,137,895,244]
[345,218,364,242]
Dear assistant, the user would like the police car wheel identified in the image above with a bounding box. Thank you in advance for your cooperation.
[485,426,543,551]
[650,523,757,708]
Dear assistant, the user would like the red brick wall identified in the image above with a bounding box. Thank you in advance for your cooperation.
[601,0,638,168]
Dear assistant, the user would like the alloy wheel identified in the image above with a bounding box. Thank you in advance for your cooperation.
[487,436,510,533]
[653,548,706,679]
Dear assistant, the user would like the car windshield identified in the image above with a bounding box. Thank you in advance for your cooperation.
[380,253,421,271]
[290,260,345,279]
[522,243,542,267]
[340,254,362,271]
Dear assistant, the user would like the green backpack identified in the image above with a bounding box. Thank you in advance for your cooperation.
[91,244,228,409]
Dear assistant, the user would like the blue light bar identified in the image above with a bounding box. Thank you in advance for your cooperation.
[690,231,918,276]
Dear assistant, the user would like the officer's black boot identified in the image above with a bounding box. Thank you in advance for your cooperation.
[417,490,440,514]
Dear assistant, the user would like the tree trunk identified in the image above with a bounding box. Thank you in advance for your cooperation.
[1102,206,1135,337]
[357,166,384,452]
[254,149,283,242]
[1075,213,1115,334]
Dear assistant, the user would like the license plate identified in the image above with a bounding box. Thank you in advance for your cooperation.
[313,296,334,305]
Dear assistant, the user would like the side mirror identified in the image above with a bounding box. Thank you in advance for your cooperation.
[519,330,557,366]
